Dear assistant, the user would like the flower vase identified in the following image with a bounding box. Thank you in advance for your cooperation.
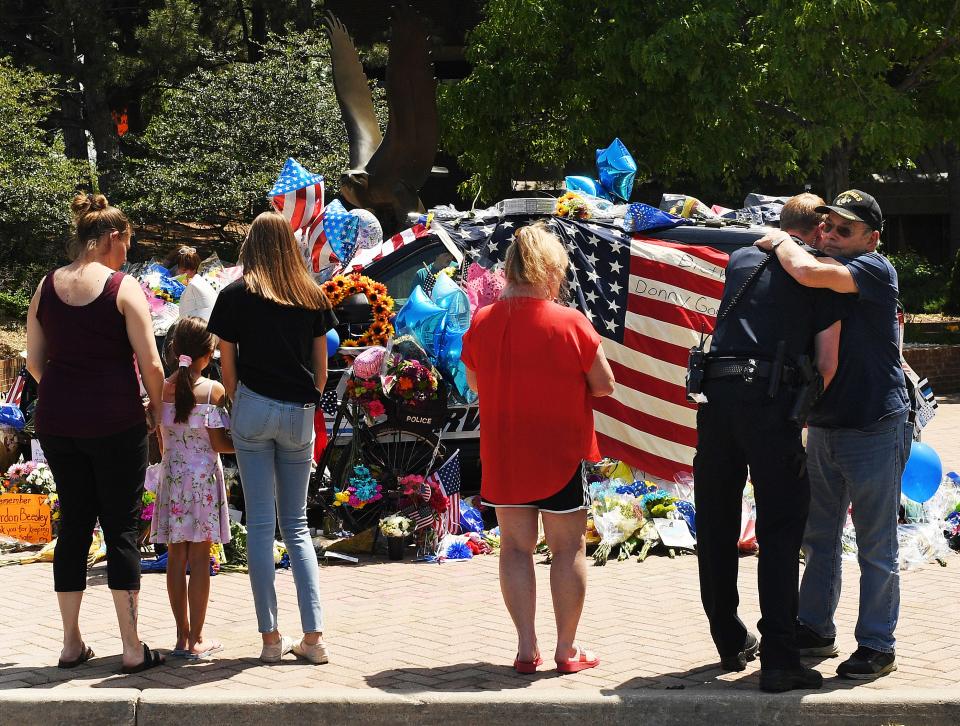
[387,536,405,561]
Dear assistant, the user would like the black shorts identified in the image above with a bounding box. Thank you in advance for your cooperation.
[481,462,590,514]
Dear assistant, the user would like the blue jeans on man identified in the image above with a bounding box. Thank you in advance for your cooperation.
[798,414,912,653]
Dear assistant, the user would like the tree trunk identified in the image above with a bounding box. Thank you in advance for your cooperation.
[296,0,313,31]
[82,82,120,194]
[250,0,267,61]
[948,143,960,259]
[59,83,88,163]
[822,142,851,201]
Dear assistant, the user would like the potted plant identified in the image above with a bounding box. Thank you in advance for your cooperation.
[378,514,412,560]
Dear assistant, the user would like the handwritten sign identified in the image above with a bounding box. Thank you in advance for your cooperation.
[0,493,52,544]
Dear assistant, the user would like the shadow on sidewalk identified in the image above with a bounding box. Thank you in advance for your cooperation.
[365,661,580,691]
[609,655,884,694]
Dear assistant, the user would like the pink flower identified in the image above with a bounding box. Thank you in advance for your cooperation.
[367,400,386,418]
[140,503,155,521]
[171,502,184,517]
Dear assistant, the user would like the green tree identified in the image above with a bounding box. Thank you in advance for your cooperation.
[115,32,380,242]
[0,58,86,312]
[441,0,960,203]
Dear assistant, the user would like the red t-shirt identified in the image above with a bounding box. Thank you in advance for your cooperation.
[461,297,602,504]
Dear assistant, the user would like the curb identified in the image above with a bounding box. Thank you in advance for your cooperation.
[4,687,960,725]
[0,688,139,726]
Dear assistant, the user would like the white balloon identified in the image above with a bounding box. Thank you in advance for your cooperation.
[350,208,383,250]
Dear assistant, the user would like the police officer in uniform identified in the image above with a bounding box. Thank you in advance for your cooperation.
[693,195,846,693]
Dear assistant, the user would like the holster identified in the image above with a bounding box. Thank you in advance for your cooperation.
[686,346,708,403]
[788,354,823,427]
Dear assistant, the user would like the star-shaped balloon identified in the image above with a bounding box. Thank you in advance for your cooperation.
[595,138,636,203]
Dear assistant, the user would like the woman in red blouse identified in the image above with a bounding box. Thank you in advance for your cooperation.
[461,223,615,674]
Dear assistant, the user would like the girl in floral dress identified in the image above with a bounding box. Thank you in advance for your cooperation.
[150,316,233,659]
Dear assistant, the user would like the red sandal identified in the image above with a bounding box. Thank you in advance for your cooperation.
[513,653,543,674]
[556,646,600,674]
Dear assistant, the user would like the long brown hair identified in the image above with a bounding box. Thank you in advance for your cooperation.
[169,317,219,423]
[240,211,331,310]
[68,193,129,260]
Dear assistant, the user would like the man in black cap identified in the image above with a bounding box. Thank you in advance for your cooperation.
[755,189,911,681]
[694,193,845,693]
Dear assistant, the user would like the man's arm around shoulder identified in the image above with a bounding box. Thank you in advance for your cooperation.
[755,231,859,293]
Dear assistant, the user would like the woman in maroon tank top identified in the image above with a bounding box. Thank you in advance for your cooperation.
[25,193,166,674]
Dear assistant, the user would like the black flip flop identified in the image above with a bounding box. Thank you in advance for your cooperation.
[120,643,165,674]
[57,644,95,669]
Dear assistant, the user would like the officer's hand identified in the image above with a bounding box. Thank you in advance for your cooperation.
[754,230,790,251]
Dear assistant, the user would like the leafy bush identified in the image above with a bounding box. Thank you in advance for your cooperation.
[115,32,380,238]
[887,250,951,314]
[0,58,88,307]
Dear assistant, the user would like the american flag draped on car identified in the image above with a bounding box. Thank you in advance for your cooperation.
[435,216,730,481]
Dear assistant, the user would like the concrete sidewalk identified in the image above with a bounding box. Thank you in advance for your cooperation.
[2,398,959,725]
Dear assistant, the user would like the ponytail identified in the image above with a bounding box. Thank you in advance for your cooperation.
[167,317,219,423]
[173,362,196,424]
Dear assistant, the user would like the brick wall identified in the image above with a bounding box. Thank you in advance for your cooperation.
[904,345,960,393]
[0,357,21,397]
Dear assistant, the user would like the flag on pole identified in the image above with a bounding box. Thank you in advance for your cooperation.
[425,450,461,535]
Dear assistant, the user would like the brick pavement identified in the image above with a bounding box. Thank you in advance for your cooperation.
[1,398,958,697]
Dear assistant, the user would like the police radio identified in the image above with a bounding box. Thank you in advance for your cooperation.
[686,329,708,404]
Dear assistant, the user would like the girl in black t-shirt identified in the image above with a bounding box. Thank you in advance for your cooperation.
[208,211,335,665]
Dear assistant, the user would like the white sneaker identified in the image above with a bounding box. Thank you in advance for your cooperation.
[292,638,329,665]
[260,635,295,663]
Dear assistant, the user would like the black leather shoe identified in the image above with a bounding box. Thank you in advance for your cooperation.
[720,632,759,672]
[759,666,824,693]
[837,646,897,679]
[795,622,839,657]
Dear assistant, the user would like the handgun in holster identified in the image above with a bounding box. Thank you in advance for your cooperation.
[788,354,823,427]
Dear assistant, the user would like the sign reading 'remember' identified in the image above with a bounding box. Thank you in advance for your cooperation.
[0,493,52,544]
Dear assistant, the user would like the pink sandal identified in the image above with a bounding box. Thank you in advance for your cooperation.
[513,653,543,674]
[556,646,600,673]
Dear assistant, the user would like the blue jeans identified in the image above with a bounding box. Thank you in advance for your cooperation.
[232,383,323,634]
[798,414,911,653]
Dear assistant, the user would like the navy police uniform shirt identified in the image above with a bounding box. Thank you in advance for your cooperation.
[808,251,909,429]
[710,245,847,365]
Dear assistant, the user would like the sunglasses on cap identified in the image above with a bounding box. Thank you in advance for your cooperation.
[821,220,867,238]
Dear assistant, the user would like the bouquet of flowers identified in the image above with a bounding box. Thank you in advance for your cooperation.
[378,514,412,539]
[333,465,383,509]
[347,376,386,420]
[384,358,440,409]
[555,191,591,220]
[588,480,645,565]
[3,461,56,495]
[141,489,157,522]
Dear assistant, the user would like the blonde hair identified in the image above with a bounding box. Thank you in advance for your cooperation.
[68,193,129,260]
[504,223,569,295]
[240,211,331,310]
[780,193,826,236]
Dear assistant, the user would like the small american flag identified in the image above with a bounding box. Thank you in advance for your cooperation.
[269,158,324,231]
[4,367,26,405]
[426,450,461,535]
[411,504,436,531]
[319,390,340,417]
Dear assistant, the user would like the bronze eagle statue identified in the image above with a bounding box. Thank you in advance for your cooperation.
[324,6,438,236]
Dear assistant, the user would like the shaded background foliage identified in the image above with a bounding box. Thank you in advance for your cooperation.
[2,0,960,316]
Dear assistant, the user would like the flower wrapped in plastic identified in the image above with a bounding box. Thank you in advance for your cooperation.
[588,480,644,566]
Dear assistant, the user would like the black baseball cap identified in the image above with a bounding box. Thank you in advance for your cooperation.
[815,189,883,231]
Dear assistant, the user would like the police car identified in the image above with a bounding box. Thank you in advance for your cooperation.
[325,212,767,490]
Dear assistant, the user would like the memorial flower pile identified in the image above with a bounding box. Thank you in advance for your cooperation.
[3,461,56,495]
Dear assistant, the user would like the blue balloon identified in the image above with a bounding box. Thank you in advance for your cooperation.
[430,275,471,336]
[565,175,608,199]
[395,286,447,354]
[325,328,340,357]
[436,326,477,404]
[901,441,942,503]
[596,137,637,202]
